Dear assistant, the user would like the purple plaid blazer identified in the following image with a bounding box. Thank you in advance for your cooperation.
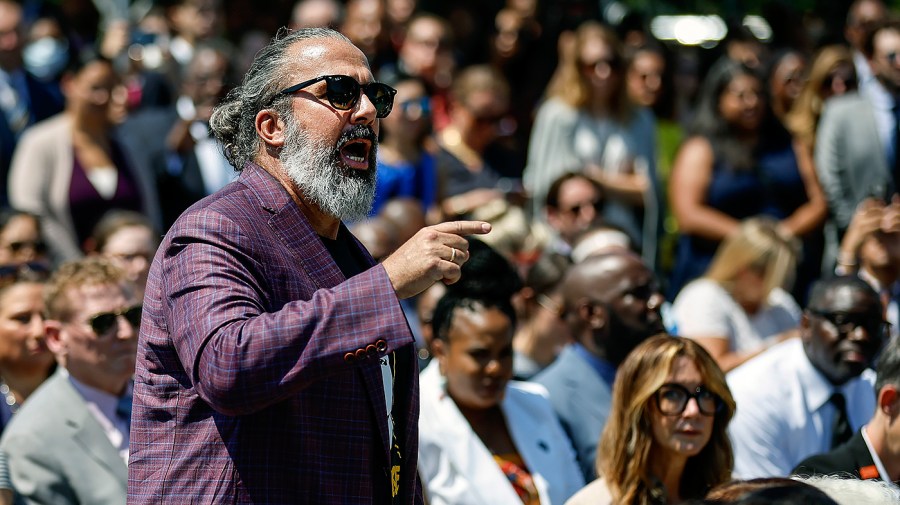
[127,163,423,504]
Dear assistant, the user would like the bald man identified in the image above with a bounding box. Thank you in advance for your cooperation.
[533,250,665,482]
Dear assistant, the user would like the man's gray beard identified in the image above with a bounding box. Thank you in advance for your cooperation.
[281,114,377,222]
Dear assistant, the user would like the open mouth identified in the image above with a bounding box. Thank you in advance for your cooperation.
[339,139,372,170]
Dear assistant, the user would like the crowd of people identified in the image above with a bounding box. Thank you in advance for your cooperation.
[0,0,897,503]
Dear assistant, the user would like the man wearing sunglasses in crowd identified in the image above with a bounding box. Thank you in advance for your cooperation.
[534,249,666,482]
[728,275,888,479]
[127,28,489,504]
[0,258,139,504]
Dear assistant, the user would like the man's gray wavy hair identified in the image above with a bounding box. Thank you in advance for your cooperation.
[209,27,353,170]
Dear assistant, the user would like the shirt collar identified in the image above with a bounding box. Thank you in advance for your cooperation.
[68,373,132,421]
[571,342,618,386]
[862,424,900,489]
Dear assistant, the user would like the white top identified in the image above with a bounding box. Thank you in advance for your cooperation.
[68,373,131,464]
[727,338,876,479]
[672,279,801,353]
[564,477,614,505]
[418,364,584,505]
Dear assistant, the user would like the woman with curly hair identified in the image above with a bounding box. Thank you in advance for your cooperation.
[566,335,735,505]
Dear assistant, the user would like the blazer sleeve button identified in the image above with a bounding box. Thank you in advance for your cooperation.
[375,339,388,353]
[366,344,378,358]
[356,349,367,360]
[343,352,357,364]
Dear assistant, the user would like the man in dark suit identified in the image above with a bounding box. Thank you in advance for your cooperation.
[793,335,900,486]
[0,0,64,205]
[533,249,666,482]
[127,27,489,504]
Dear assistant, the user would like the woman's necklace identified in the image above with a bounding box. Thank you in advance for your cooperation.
[0,380,19,414]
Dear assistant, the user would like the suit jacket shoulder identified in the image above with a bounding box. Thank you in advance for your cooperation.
[792,430,876,480]
[0,371,127,505]
[533,346,612,482]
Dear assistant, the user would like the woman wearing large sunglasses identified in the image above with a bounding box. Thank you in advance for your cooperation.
[566,335,736,505]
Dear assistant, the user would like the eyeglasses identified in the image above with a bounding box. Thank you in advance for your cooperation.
[279,75,397,118]
[655,383,722,416]
[0,261,50,288]
[3,240,46,255]
[399,96,431,120]
[807,309,891,339]
[88,305,142,337]
[561,198,603,216]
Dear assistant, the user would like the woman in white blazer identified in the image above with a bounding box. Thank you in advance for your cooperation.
[418,240,584,505]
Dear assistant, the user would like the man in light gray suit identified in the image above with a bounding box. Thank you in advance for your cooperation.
[533,249,665,482]
[816,18,900,235]
[0,258,138,504]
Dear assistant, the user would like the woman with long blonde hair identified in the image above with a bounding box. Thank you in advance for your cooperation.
[565,335,735,505]
[672,217,801,372]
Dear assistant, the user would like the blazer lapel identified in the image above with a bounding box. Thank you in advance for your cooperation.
[243,165,392,459]
[431,387,521,503]
[55,378,128,486]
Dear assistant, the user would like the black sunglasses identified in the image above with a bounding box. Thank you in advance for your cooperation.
[4,240,47,254]
[279,75,397,118]
[562,198,603,216]
[655,383,723,416]
[807,309,891,339]
[88,305,142,337]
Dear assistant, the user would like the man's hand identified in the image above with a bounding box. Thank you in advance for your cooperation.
[381,221,491,299]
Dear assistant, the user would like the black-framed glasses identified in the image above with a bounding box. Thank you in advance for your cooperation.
[807,309,891,339]
[279,74,397,118]
[654,383,722,416]
[561,198,603,216]
[88,305,142,337]
[0,261,50,288]
[3,240,47,254]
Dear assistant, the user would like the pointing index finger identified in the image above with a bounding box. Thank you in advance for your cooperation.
[432,221,491,236]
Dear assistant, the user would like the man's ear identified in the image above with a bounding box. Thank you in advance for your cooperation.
[879,385,899,417]
[431,338,447,374]
[255,109,286,149]
[44,320,65,356]
[579,300,607,331]
[799,312,812,344]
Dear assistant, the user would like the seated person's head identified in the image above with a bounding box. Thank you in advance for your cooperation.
[43,258,139,396]
[705,217,798,314]
[791,475,897,505]
[802,276,886,386]
[544,172,603,246]
[599,335,735,503]
[430,239,520,411]
[561,250,664,366]
[569,223,632,263]
[379,197,425,246]
[707,477,818,502]
[0,209,47,267]
[0,262,53,384]
[349,216,398,262]
[858,202,900,278]
[88,210,159,301]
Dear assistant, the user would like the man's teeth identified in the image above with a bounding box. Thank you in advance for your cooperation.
[346,154,365,162]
